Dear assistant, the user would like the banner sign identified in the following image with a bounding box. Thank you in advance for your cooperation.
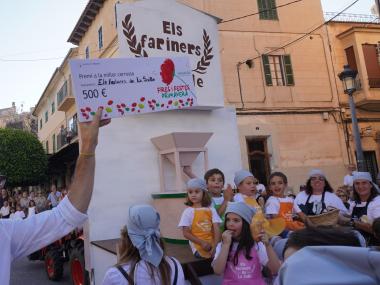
[70,56,196,122]
[116,0,224,108]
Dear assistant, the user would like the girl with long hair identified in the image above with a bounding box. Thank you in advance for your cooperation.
[212,202,281,284]
[178,178,221,258]
[102,205,185,284]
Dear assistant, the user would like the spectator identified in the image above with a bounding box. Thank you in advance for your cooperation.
[28,191,35,201]
[27,200,37,217]
[34,190,47,212]
[8,197,17,209]
[19,191,30,210]
[0,108,110,285]
[14,204,25,220]
[0,188,9,208]
[254,177,267,198]
[47,184,62,208]
[335,185,350,210]
[343,164,356,187]
[9,208,16,220]
[0,201,11,219]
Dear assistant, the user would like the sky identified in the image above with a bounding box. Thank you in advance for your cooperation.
[0,0,376,112]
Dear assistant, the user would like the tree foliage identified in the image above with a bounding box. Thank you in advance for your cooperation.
[0,128,47,187]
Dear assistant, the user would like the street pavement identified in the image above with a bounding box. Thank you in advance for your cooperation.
[10,257,71,285]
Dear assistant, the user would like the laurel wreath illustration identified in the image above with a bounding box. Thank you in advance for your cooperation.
[192,29,213,74]
[122,14,213,74]
[122,14,148,57]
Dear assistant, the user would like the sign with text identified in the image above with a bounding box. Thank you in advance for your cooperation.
[116,0,224,108]
[70,57,196,122]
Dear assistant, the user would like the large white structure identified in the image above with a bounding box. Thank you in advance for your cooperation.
[85,1,242,283]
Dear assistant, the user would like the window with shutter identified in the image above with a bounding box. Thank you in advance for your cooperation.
[258,0,278,20]
[262,55,294,86]
[283,55,294,86]
[262,55,273,86]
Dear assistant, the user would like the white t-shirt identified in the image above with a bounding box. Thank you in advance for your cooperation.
[102,256,185,285]
[0,206,10,217]
[233,193,256,203]
[344,175,354,187]
[265,196,295,215]
[293,191,348,215]
[178,207,222,254]
[212,196,224,207]
[213,241,269,267]
[27,207,36,217]
[348,196,380,223]
[14,211,26,219]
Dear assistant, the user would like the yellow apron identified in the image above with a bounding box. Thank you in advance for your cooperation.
[244,196,263,213]
[191,208,213,258]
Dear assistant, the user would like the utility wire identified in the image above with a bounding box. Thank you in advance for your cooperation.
[241,0,360,63]
[220,0,303,24]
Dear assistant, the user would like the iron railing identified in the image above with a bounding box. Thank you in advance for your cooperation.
[324,12,379,23]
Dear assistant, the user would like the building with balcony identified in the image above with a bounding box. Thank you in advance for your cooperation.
[326,12,380,179]
[33,48,79,188]
[33,0,358,191]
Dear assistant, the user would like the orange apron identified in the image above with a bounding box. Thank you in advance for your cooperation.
[278,201,304,231]
[191,208,214,258]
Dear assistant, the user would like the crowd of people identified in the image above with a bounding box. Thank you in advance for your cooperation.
[1,108,379,285]
[0,184,68,220]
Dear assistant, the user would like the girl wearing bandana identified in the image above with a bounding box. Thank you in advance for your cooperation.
[102,205,185,284]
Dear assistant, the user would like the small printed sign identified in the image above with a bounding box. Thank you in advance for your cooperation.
[70,56,196,122]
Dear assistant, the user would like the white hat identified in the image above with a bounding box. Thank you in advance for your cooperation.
[225,202,256,224]
[234,169,254,186]
[186,178,207,191]
[308,169,326,178]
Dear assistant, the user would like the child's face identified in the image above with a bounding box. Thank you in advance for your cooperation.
[207,174,224,196]
[238,176,256,196]
[3,201,8,207]
[269,176,287,197]
[188,188,203,205]
[226,212,243,239]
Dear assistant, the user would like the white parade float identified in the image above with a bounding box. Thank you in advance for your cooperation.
[77,0,243,283]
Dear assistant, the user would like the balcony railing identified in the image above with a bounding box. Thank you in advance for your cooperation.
[324,12,380,23]
[57,125,78,151]
[369,78,380,88]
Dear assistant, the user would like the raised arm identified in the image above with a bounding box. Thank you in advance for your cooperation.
[67,108,110,213]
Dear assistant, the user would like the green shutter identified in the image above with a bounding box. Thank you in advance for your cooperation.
[262,55,273,86]
[270,0,278,20]
[283,55,294,86]
[258,0,265,19]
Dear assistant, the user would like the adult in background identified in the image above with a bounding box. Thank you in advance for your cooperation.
[102,205,185,284]
[47,184,62,208]
[0,188,9,208]
[343,164,356,187]
[34,190,47,212]
[349,171,380,245]
[294,169,348,223]
[19,191,30,210]
[0,108,110,285]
